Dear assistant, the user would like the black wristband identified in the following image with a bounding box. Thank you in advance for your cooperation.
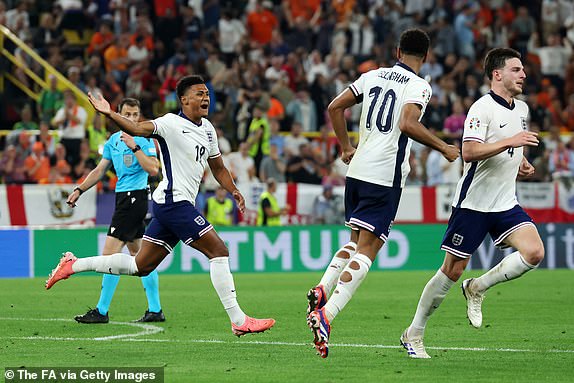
[74,186,84,195]
[132,145,141,153]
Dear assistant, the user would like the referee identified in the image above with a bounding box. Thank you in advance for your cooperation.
[67,98,165,323]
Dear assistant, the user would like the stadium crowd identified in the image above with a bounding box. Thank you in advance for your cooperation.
[1,0,574,191]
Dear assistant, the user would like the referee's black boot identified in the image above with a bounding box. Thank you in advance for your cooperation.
[74,308,109,324]
[135,310,166,323]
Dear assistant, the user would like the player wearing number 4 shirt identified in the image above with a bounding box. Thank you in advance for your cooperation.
[46,75,275,337]
[401,48,545,359]
[305,29,460,358]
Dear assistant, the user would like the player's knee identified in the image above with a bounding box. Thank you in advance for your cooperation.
[523,244,545,266]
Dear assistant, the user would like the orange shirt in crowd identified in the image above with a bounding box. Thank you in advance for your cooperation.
[247,9,278,45]
[332,0,355,22]
[104,44,129,72]
[287,0,321,21]
[24,154,51,183]
[267,97,285,120]
[87,31,114,55]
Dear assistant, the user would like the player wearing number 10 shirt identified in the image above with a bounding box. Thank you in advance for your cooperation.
[305,29,460,358]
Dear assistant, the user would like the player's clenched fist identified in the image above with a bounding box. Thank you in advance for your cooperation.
[442,144,460,162]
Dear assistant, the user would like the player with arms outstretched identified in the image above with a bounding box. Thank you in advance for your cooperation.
[47,75,275,336]
[306,29,460,358]
[68,98,165,324]
[401,48,544,359]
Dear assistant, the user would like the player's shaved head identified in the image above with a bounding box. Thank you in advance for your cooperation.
[484,48,521,80]
[398,29,430,58]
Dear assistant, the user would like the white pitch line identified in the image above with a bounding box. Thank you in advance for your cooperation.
[2,317,573,354]
[0,317,164,341]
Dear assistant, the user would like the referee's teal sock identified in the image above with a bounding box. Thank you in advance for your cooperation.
[141,270,161,313]
[96,274,120,315]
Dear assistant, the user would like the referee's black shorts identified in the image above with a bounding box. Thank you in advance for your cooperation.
[108,189,149,242]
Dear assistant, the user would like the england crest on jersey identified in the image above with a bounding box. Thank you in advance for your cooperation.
[452,233,464,246]
[521,117,527,131]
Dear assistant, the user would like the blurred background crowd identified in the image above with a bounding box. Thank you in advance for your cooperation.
[1,0,574,195]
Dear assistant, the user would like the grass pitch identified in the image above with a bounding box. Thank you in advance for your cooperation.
[1,270,573,382]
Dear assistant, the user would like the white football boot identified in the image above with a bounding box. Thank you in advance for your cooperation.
[462,278,484,328]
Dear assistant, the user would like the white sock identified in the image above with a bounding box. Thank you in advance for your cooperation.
[473,251,536,292]
[72,253,138,275]
[324,253,372,322]
[408,269,454,338]
[319,242,356,294]
[209,256,246,326]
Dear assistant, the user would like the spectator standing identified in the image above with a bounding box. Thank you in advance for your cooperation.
[286,88,318,132]
[51,90,88,166]
[259,143,286,183]
[205,186,234,226]
[312,184,344,224]
[37,75,64,123]
[257,178,290,226]
[246,1,278,46]
[246,103,271,175]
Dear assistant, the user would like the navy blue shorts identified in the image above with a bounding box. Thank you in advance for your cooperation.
[143,201,213,252]
[344,177,402,241]
[441,205,534,258]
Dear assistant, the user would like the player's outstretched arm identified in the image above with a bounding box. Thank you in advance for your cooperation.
[462,131,539,162]
[208,156,245,212]
[88,92,155,137]
[399,103,459,162]
[327,89,356,164]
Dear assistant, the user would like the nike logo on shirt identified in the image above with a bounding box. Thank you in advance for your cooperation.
[182,130,191,134]
[499,123,508,128]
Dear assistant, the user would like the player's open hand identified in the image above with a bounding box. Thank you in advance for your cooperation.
[341,147,356,165]
[510,131,539,147]
[518,158,535,177]
[442,144,460,162]
[87,92,112,116]
[232,189,245,213]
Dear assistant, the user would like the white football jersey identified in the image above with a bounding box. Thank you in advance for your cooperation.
[347,62,432,187]
[151,112,220,205]
[452,91,529,212]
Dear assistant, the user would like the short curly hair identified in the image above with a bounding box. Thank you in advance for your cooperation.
[398,29,430,58]
[176,75,205,99]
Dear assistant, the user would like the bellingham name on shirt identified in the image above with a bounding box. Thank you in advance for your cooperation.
[378,70,410,84]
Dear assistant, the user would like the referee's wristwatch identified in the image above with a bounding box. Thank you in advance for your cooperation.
[131,145,141,153]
